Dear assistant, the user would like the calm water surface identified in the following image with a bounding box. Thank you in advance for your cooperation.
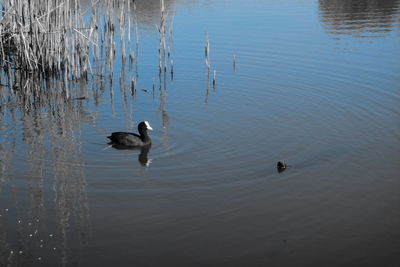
[1,0,400,266]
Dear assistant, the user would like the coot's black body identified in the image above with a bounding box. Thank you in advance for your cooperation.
[107,121,153,147]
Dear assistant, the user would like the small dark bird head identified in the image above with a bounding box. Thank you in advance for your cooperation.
[277,161,287,173]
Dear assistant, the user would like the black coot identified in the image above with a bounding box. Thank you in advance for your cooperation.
[107,121,153,147]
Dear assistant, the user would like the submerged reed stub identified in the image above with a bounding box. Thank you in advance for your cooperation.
[213,69,216,87]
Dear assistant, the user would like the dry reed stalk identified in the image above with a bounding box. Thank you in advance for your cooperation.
[157,0,167,74]
[205,32,210,70]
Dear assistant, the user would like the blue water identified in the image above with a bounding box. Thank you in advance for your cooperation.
[1,0,399,266]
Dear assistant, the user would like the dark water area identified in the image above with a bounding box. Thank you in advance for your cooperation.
[1,0,400,266]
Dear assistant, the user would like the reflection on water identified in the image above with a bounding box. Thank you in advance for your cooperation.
[319,0,400,38]
[0,73,91,266]
[49,99,91,267]
[138,145,152,167]
[130,0,177,26]
[110,144,152,167]
[0,0,174,262]
[80,0,177,27]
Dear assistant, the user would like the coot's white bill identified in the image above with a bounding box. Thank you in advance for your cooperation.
[144,121,153,131]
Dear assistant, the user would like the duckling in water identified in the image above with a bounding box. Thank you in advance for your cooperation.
[277,161,288,173]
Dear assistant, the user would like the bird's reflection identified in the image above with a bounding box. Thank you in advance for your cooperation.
[138,145,152,167]
[109,143,152,167]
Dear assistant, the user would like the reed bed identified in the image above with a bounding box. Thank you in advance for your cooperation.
[0,0,177,95]
[0,0,94,78]
[0,1,138,83]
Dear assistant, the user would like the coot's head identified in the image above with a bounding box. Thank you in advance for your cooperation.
[138,121,153,132]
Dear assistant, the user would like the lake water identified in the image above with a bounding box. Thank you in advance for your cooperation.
[1,0,399,266]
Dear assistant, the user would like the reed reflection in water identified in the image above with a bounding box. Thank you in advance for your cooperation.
[0,0,177,265]
[319,0,400,38]
[0,73,91,266]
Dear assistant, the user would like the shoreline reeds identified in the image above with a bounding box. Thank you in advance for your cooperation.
[0,0,94,79]
[0,0,200,105]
